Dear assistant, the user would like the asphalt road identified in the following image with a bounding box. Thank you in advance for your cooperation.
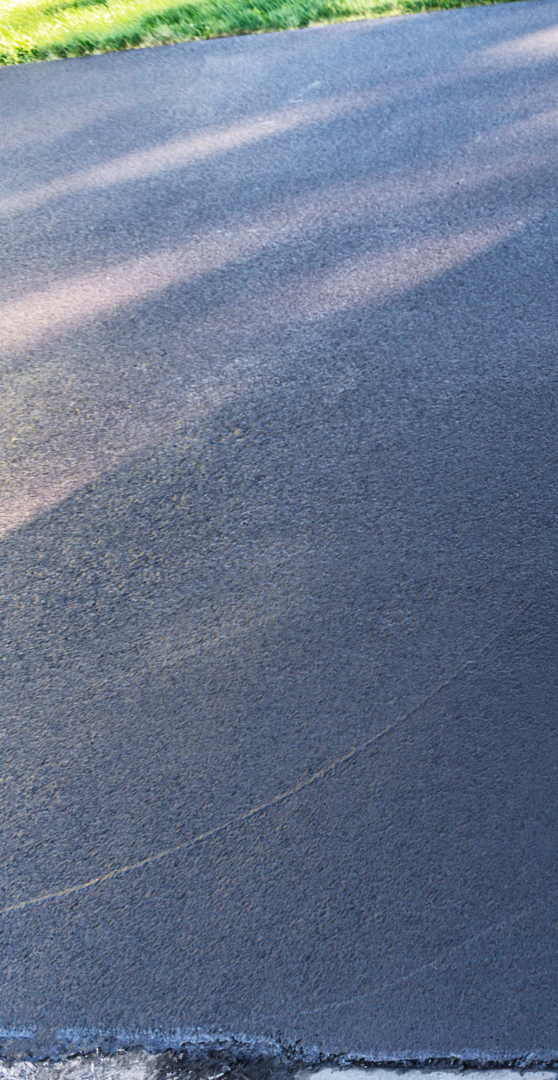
[1,0,558,1062]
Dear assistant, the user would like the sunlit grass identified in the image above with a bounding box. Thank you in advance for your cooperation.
[0,0,517,65]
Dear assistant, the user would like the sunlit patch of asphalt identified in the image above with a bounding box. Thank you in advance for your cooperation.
[0,207,535,539]
[1,67,555,540]
[0,96,373,218]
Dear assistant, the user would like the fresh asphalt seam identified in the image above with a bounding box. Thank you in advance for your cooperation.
[0,601,533,920]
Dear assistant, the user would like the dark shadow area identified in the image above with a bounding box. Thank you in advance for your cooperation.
[162,1050,296,1080]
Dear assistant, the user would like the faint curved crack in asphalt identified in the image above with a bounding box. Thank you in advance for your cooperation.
[0,602,533,920]
[297,902,537,1017]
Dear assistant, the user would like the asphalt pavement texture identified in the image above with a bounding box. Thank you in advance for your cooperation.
[2,0,558,1064]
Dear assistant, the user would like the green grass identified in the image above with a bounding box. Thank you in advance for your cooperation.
[0,0,513,64]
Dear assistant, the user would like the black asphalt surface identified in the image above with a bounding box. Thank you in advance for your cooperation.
[1,0,558,1062]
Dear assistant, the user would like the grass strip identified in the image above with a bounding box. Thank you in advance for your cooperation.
[0,0,519,65]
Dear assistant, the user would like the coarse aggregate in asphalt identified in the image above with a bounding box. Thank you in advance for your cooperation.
[1,1059,558,1080]
[1,0,558,1065]
[1,1058,555,1080]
